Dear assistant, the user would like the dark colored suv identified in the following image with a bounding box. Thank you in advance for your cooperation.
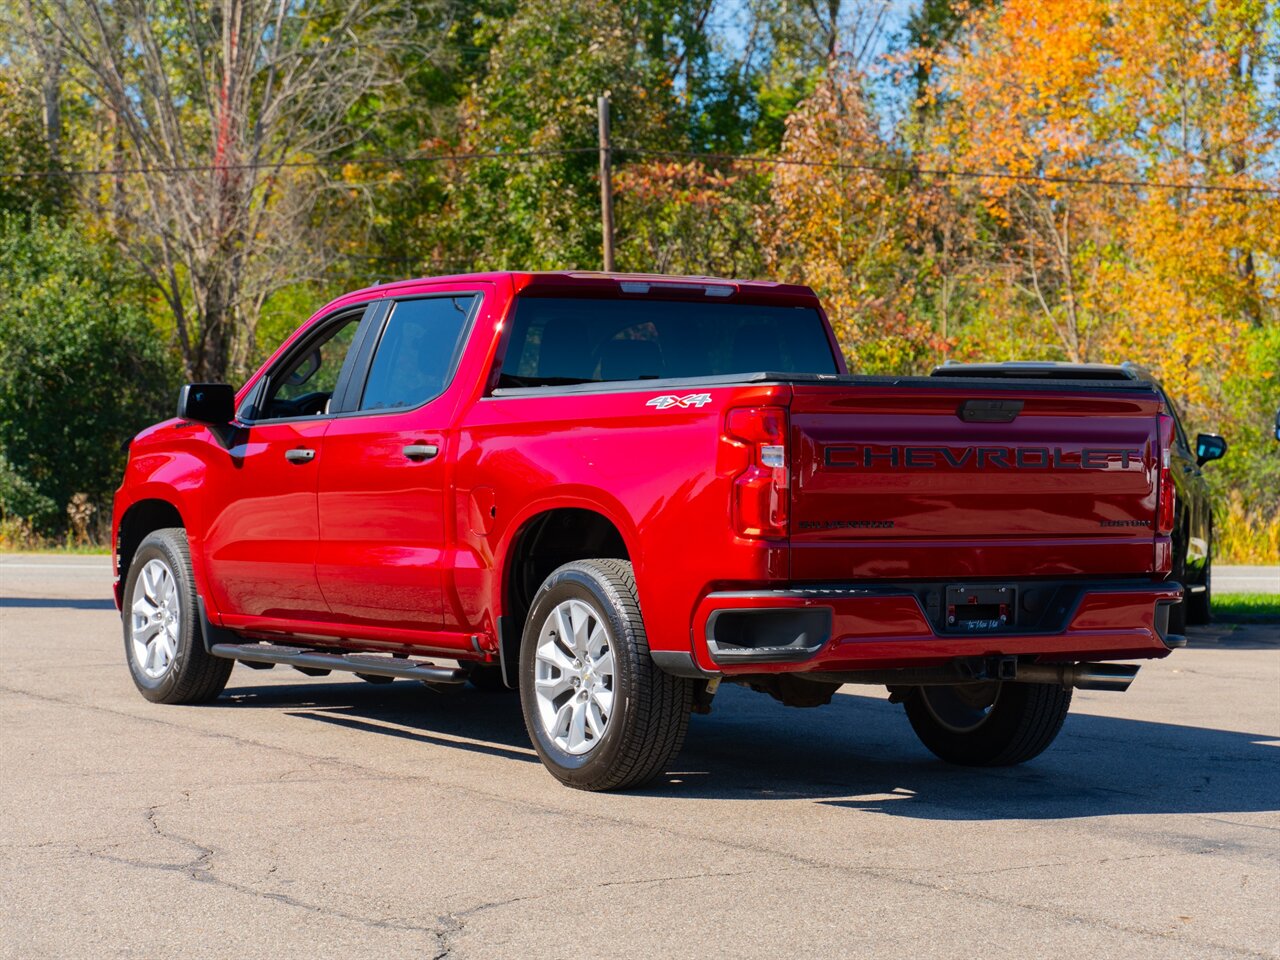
[932,362,1227,627]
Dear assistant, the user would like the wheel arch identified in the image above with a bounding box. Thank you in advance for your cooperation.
[498,505,633,686]
[116,498,186,604]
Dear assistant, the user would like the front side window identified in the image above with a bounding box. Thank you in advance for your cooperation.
[359,295,477,411]
[257,313,362,420]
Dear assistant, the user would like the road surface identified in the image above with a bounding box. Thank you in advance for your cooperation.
[2,556,1277,959]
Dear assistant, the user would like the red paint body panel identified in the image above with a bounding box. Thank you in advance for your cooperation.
[112,271,1180,680]
[201,420,332,620]
[691,583,1182,675]
[788,386,1163,580]
[315,412,450,631]
[452,383,791,652]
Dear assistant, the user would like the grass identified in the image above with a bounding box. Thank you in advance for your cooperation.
[0,516,111,554]
[1216,495,1280,565]
[1212,592,1280,622]
[0,543,111,555]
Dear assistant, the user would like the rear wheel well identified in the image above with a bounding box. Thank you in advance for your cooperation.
[505,508,630,641]
[118,499,184,581]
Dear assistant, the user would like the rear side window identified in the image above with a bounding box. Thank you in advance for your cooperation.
[498,297,838,387]
[359,295,477,411]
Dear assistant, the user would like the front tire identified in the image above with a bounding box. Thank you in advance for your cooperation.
[123,528,232,704]
[903,681,1071,766]
[519,559,693,791]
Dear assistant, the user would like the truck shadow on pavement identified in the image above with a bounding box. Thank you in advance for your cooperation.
[0,597,117,610]
[214,674,1279,821]
[667,685,1280,818]
[216,677,540,765]
[1184,621,1280,650]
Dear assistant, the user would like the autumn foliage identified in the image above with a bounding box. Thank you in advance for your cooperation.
[923,0,1279,415]
[2,0,1276,557]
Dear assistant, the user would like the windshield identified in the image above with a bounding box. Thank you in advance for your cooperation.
[498,296,839,388]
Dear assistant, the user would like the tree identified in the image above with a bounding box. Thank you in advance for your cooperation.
[0,68,68,217]
[438,0,680,271]
[922,0,1279,403]
[0,213,176,534]
[33,0,440,382]
[763,58,944,372]
[614,159,767,277]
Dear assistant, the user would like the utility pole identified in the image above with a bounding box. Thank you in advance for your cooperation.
[597,94,616,272]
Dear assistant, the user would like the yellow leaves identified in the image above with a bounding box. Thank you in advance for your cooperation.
[920,0,1278,421]
[762,62,945,372]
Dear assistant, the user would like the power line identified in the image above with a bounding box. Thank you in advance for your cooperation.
[2,143,1277,196]
[0,146,599,180]
[615,147,1280,196]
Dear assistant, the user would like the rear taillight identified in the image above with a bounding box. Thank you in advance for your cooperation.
[723,406,788,538]
[1157,413,1176,536]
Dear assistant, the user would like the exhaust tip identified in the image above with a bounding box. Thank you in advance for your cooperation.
[1070,662,1139,691]
[1013,661,1140,692]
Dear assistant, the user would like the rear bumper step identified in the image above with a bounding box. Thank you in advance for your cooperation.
[690,580,1184,674]
[209,642,468,684]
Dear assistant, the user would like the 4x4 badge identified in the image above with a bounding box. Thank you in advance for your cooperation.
[646,393,713,410]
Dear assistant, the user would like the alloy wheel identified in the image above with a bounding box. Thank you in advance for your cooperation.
[532,598,615,755]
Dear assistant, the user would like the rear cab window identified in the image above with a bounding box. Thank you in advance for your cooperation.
[497,297,839,388]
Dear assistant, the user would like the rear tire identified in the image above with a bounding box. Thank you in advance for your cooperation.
[1187,553,1212,626]
[519,559,693,791]
[123,528,232,704]
[903,681,1071,766]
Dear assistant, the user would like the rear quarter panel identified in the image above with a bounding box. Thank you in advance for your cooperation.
[451,384,790,653]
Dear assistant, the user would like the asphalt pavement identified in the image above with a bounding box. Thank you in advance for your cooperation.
[1214,565,1280,594]
[2,555,1278,960]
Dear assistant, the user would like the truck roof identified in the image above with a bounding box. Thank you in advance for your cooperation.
[341,271,821,309]
[931,360,1153,382]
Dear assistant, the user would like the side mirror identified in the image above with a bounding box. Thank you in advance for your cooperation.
[177,383,236,425]
[1195,433,1227,467]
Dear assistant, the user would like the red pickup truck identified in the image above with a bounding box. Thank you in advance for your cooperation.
[112,272,1185,791]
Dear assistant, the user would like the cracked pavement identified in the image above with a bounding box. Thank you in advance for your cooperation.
[2,556,1278,959]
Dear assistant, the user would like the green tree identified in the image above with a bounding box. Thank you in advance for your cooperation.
[440,0,734,271]
[0,68,67,218]
[0,214,176,534]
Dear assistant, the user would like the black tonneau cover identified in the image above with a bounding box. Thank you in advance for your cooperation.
[491,370,1161,397]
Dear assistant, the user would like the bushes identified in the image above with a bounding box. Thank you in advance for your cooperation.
[1204,323,1280,564]
[1217,493,1280,566]
[0,213,177,539]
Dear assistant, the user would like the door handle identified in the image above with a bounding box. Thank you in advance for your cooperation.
[285,447,316,463]
[402,443,439,462]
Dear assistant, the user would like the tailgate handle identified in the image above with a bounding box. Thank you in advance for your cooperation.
[959,399,1024,423]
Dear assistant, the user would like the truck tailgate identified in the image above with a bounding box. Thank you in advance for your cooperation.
[788,381,1163,580]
